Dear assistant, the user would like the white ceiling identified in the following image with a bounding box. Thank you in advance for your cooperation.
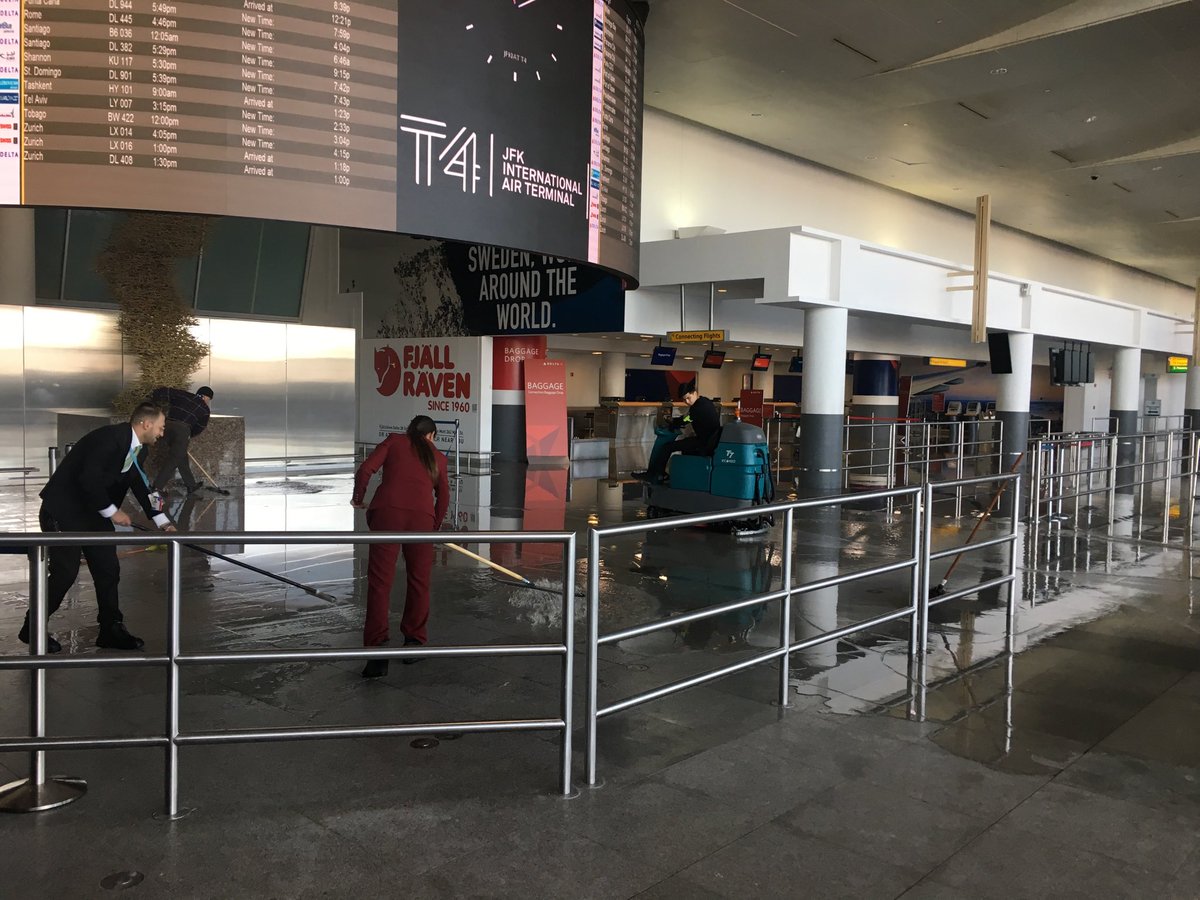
[641,0,1200,287]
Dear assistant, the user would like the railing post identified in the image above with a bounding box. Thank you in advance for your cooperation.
[1163,432,1175,545]
[1108,435,1118,527]
[559,533,576,797]
[1006,475,1022,655]
[1190,433,1199,550]
[47,446,58,476]
[914,482,934,722]
[955,422,965,517]
[0,545,87,813]
[165,540,182,819]
[902,482,921,724]
[585,528,601,787]
[777,509,793,708]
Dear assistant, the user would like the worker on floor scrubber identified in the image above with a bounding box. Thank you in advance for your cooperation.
[634,380,720,483]
[636,384,775,533]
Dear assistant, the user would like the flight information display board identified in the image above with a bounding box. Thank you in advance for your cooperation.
[0,0,644,283]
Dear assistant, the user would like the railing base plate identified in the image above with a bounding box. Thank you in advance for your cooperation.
[0,775,86,813]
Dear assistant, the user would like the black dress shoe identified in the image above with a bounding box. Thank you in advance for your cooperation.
[96,623,145,651]
[361,659,389,678]
[17,620,61,654]
[186,481,206,494]
[632,471,651,481]
[401,637,424,665]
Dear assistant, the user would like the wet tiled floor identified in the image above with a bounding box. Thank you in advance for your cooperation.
[0,463,1197,898]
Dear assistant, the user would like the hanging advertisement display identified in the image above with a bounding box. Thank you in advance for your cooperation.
[358,336,492,457]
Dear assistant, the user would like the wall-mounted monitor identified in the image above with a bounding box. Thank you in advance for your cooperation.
[702,350,726,369]
[750,353,772,371]
[650,346,677,366]
[788,356,803,374]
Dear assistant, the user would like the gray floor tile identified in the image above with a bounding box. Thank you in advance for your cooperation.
[552,780,764,873]
[998,782,1200,875]
[929,710,1091,776]
[775,777,994,870]
[1098,692,1200,768]
[1053,749,1200,819]
[653,738,847,818]
[931,819,1175,899]
[674,822,923,900]
[402,832,663,900]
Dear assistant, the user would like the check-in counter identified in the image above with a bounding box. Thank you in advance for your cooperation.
[590,402,740,446]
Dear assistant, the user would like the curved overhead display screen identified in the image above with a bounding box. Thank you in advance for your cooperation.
[0,0,644,283]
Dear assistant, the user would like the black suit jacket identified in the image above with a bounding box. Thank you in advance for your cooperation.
[41,423,159,523]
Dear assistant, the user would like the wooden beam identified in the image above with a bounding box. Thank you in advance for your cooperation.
[971,194,991,344]
[1194,276,1200,364]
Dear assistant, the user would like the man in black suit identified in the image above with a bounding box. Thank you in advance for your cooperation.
[19,402,176,653]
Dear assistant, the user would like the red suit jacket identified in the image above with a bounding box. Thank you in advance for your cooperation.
[353,434,449,525]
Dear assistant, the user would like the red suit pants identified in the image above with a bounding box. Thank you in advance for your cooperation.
[363,506,435,647]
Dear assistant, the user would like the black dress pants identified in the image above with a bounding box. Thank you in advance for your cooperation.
[647,435,708,480]
[38,505,123,627]
[152,420,198,491]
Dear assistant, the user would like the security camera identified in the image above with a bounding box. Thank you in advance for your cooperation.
[1090,174,1099,181]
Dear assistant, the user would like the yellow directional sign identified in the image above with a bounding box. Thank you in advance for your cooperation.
[667,330,726,343]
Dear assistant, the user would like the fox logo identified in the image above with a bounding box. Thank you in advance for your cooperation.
[374,346,401,396]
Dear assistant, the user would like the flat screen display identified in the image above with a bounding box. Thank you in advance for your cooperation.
[0,0,644,284]
[650,345,676,366]
[788,355,803,373]
[750,353,771,371]
[701,349,725,369]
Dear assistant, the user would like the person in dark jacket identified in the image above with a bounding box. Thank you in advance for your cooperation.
[148,385,213,494]
[635,381,722,483]
[19,402,176,653]
[351,415,450,678]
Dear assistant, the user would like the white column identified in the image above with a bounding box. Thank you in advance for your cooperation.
[802,308,848,417]
[599,351,626,399]
[1111,346,1141,492]
[1111,347,1141,415]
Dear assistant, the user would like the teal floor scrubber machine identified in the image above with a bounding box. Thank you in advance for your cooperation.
[642,418,776,535]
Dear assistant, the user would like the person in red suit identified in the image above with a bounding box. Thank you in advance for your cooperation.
[351,415,449,678]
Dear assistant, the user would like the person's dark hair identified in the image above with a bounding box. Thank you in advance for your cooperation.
[196,386,214,399]
[678,380,698,400]
[130,402,164,426]
[406,415,439,483]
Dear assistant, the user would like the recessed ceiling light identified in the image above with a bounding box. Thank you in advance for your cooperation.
[990,67,1007,75]
[591,351,603,355]
[717,288,727,293]
[1152,165,1163,171]
[639,334,653,338]
[1084,115,1097,123]
[902,122,910,127]
[683,357,695,360]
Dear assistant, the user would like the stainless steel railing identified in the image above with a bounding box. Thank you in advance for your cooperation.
[1028,429,1200,546]
[0,528,576,817]
[583,474,1022,785]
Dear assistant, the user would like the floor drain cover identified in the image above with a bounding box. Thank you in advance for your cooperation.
[410,737,439,750]
[101,871,144,890]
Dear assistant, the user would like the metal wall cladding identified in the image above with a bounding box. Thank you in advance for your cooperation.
[0,306,26,475]
[22,307,125,477]
[1,309,355,477]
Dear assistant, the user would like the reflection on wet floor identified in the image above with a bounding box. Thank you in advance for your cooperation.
[1,461,1195,780]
